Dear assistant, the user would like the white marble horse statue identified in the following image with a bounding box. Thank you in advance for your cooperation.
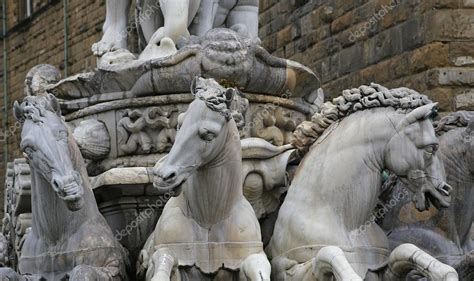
[268,84,458,281]
[380,111,473,280]
[141,77,270,280]
[0,94,129,280]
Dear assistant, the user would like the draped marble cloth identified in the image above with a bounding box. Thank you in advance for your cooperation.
[152,139,264,274]
[156,241,263,274]
[19,246,124,275]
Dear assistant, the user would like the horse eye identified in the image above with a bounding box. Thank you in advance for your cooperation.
[424,144,438,154]
[24,147,35,158]
[199,129,217,141]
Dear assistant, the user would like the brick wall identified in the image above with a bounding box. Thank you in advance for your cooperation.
[259,0,474,111]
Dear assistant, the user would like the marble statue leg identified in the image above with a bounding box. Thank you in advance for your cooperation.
[138,0,163,42]
[92,0,130,56]
[226,0,259,38]
[385,244,458,281]
[148,248,178,281]
[312,246,363,281]
[240,252,271,281]
[139,0,192,60]
[188,0,217,37]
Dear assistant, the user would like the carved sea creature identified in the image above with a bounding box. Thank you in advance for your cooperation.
[251,105,299,146]
[141,77,271,280]
[269,83,458,280]
[0,94,129,280]
[379,111,474,280]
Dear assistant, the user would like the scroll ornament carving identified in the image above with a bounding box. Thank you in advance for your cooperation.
[118,107,180,155]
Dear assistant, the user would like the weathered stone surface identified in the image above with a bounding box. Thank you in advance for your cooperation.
[426,87,455,112]
[436,68,474,86]
[426,9,474,41]
[90,167,154,189]
[409,43,450,73]
[51,28,320,107]
[465,0,474,7]
[454,91,474,110]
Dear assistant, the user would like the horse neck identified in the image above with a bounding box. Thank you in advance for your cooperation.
[30,167,97,244]
[439,131,474,248]
[184,126,243,227]
[304,110,395,227]
[440,131,472,184]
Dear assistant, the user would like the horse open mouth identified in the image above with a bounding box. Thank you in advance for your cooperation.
[415,183,452,211]
[435,183,452,197]
[54,181,84,211]
[429,183,452,208]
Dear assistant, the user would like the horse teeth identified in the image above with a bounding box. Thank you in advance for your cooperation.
[63,184,79,196]
[436,186,449,196]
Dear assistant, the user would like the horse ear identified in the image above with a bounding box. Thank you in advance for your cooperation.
[190,76,201,96]
[47,93,61,116]
[13,101,25,123]
[397,103,438,131]
[225,88,235,106]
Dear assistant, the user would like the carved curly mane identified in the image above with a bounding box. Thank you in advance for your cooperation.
[192,78,247,123]
[434,111,474,136]
[292,83,432,152]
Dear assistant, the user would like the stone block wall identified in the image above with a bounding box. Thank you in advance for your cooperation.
[259,0,474,111]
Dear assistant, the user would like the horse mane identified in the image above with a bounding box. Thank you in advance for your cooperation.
[434,111,474,136]
[292,83,432,152]
[193,78,245,122]
[15,95,55,123]
[197,91,232,120]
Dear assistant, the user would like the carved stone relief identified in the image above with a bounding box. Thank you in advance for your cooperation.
[117,106,181,156]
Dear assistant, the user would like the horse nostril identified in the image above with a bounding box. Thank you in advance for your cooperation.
[163,172,176,181]
[52,178,62,190]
